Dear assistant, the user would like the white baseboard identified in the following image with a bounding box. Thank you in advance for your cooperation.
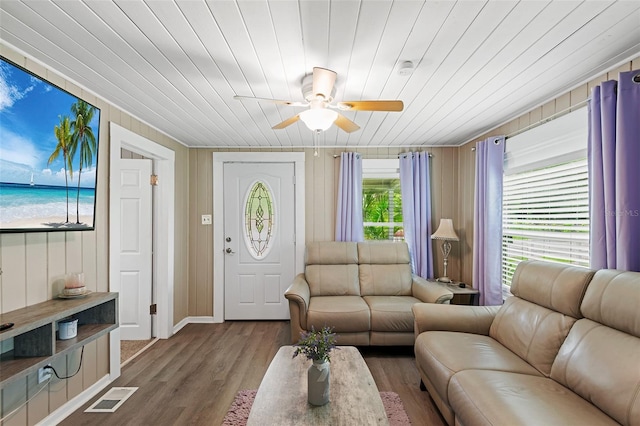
[172,316,217,334]
[38,374,112,426]
[36,317,222,425]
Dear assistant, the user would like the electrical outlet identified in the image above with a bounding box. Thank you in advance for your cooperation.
[38,365,52,383]
[201,214,212,225]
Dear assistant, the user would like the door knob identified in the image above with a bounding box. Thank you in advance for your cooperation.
[226,248,235,254]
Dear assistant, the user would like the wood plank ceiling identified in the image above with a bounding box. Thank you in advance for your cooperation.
[1,0,639,148]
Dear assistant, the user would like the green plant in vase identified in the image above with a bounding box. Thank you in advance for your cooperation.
[293,326,337,362]
[293,326,337,405]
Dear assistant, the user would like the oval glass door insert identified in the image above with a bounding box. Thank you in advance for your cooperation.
[243,180,275,259]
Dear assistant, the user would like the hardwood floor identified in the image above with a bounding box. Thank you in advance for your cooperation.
[61,322,446,425]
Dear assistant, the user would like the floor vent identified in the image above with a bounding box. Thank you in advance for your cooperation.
[85,387,138,413]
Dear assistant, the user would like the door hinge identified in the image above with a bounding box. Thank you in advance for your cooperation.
[150,304,157,315]
[150,174,159,186]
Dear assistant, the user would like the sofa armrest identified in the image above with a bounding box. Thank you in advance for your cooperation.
[412,303,501,336]
[285,273,311,331]
[412,276,454,304]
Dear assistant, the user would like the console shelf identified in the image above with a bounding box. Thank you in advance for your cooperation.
[0,292,118,388]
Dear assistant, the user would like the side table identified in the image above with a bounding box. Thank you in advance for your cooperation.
[428,279,480,306]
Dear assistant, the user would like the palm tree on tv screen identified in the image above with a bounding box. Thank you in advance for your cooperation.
[70,100,97,224]
[48,115,74,223]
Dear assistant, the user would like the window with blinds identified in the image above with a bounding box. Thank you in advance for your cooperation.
[362,159,403,241]
[502,158,590,288]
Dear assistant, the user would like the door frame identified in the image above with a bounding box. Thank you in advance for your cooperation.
[213,152,305,323]
[109,123,175,350]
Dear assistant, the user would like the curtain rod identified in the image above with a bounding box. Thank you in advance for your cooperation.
[332,153,433,158]
[505,99,589,138]
[471,98,589,151]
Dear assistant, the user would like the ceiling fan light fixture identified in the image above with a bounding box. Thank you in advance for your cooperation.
[299,108,338,132]
[238,67,403,133]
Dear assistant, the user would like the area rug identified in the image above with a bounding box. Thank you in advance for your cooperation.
[120,339,156,366]
[222,389,411,425]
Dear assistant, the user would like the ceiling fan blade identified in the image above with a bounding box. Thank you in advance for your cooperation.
[272,115,300,129]
[334,113,360,133]
[337,100,404,112]
[312,67,337,100]
[234,95,307,107]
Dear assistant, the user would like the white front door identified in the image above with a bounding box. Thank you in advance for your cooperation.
[119,158,153,340]
[223,162,295,320]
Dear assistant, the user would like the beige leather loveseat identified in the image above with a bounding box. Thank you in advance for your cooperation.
[413,260,640,426]
[285,241,454,346]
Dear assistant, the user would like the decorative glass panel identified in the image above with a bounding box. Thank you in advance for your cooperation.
[244,180,275,259]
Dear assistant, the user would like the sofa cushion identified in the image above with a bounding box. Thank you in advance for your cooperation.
[358,242,413,296]
[363,296,420,332]
[357,241,410,264]
[305,264,360,296]
[510,259,595,318]
[551,270,640,426]
[305,241,360,296]
[580,269,640,337]
[306,241,358,265]
[489,297,577,377]
[488,260,595,377]
[551,319,640,425]
[307,296,370,333]
[448,370,618,426]
[359,264,413,296]
[548,270,640,425]
[414,331,542,407]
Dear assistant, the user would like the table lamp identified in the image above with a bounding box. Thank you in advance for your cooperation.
[431,218,459,283]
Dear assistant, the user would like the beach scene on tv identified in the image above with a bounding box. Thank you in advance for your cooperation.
[0,58,100,231]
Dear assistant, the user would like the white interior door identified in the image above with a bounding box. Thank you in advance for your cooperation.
[223,162,295,320]
[119,158,153,340]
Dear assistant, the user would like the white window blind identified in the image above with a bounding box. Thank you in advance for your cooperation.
[502,158,590,287]
[504,108,587,175]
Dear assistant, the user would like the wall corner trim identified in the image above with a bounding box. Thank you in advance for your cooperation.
[173,316,218,335]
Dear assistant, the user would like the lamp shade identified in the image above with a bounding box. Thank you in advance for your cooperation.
[431,218,459,241]
[299,108,338,131]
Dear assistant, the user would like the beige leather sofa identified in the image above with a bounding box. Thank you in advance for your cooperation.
[413,260,640,426]
[285,241,454,346]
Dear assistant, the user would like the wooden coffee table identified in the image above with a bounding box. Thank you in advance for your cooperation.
[247,346,389,425]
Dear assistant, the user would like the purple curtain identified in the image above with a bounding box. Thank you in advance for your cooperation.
[335,152,364,242]
[588,70,640,271]
[473,136,504,306]
[399,152,434,278]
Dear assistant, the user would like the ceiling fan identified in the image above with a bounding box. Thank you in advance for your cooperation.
[234,67,403,133]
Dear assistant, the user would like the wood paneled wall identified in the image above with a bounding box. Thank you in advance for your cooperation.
[0,43,190,424]
[456,56,640,286]
[2,38,635,424]
[187,146,461,318]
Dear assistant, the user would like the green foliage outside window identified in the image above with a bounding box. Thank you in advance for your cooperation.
[362,179,403,240]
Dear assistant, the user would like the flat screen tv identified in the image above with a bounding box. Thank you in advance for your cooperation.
[0,56,101,233]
